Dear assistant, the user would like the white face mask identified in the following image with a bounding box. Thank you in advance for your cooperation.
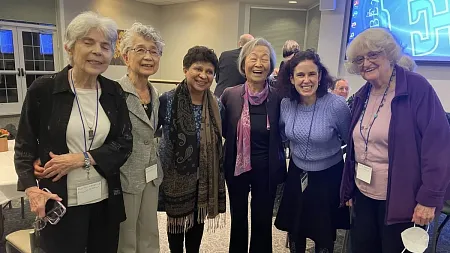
[401,225,429,253]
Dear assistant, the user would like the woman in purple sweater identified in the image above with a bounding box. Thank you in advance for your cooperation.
[275,49,351,253]
[341,28,450,253]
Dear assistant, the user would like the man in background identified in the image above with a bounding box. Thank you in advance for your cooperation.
[331,78,350,99]
[214,34,254,97]
[279,40,300,71]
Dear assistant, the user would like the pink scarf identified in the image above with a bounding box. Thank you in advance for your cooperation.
[235,82,270,176]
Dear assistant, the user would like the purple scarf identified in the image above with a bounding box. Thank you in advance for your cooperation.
[235,82,270,176]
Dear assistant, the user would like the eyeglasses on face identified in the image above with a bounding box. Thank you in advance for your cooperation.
[352,51,383,65]
[130,48,161,57]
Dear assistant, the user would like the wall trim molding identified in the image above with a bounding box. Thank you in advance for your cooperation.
[304,8,309,49]
[307,3,320,11]
[249,5,308,11]
[57,0,67,68]
[0,21,56,30]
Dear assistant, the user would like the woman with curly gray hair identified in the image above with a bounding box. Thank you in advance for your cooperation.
[340,28,450,253]
[116,22,164,253]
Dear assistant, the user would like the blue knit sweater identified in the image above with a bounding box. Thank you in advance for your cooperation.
[280,93,351,171]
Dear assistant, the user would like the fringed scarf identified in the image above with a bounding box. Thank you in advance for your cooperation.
[234,82,270,176]
[163,80,226,234]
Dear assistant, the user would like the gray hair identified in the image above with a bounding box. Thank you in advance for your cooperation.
[65,12,118,64]
[120,22,165,56]
[238,38,276,77]
[282,40,300,58]
[345,28,402,74]
[397,54,417,72]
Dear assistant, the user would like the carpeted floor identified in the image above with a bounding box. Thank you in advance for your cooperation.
[2,200,450,253]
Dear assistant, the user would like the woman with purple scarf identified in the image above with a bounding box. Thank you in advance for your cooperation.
[221,38,287,253]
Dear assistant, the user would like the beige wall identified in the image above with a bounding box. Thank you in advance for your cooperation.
[62,0,163,79]
[0,0,57,25]
[318,0,450,111]
[249,8,307,67]
[158,0,241,84]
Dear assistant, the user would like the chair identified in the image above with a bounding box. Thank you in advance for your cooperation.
[5,229,36,253]
[430,200,450,253]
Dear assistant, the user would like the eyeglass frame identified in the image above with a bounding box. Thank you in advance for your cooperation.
[352,51,383,65]
[129,47,161,57]
[33,188,67,231]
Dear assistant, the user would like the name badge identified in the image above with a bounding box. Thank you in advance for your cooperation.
[356,163,372,184]
[145,164,158,183]
[77,181,102,205]
[301,172,308,192]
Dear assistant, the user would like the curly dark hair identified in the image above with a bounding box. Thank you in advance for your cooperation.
[182,46,219,73]
[277,49,333,103]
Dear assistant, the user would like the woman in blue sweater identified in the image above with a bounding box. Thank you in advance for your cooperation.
[275,49,351,253]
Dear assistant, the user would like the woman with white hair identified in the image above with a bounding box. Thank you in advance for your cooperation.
[15,12,132,253]
[340,28,450,253]
[221,38,287,252]
[116,23,164,253]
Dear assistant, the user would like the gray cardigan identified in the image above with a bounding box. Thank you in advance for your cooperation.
[117,75,163,194]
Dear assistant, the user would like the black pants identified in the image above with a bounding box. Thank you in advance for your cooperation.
[167,211,205,253]
[288,234,334,253]
[351,189,413,253]
[227,166,276,253]
[40,200,120,253]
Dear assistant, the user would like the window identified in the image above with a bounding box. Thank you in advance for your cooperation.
[0,22,58,115]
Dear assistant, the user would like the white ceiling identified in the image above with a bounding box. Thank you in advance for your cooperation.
[137,0,320,9]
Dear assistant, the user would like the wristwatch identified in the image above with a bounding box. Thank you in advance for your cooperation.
[83,152,91,169]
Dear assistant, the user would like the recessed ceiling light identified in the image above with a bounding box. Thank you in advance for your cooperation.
[289,1,298,3]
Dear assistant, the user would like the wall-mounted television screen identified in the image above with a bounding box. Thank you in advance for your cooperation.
[347,0,450,62]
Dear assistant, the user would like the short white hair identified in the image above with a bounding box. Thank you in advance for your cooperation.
[397,54,417,72]
[65,12,118,64]
[345,28,402,74]
[119,22,165,56]
[238,38,276,77]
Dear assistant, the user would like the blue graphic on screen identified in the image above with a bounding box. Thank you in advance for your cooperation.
[0,30,14,54]
[39,34,53,55]
[347,0,450,62]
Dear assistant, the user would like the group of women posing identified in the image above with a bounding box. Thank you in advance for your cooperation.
[14,11,450,253]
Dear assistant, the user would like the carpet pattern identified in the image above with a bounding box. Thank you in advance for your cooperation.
[2,200,450,253]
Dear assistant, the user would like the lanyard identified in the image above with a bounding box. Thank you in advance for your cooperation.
[293,100,317,160]
[359,69,395,160]
[70,69,99,152]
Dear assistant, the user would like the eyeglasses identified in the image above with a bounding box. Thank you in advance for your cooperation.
[130,48,160,57]
[352,51,383,65]
[336,86,349,91]
[33,188,66,231]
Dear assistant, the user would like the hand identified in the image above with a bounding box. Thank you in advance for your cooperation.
[25,187,62,218]
[412,203,436,226]
[42,152,84,182]
[33,159,45,179]
[346,199,353,207]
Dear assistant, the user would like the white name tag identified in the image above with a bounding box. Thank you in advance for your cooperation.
[301,172,308,192]
[77,181,102,205]
[145,164,158,183]
[356,163,372,184]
